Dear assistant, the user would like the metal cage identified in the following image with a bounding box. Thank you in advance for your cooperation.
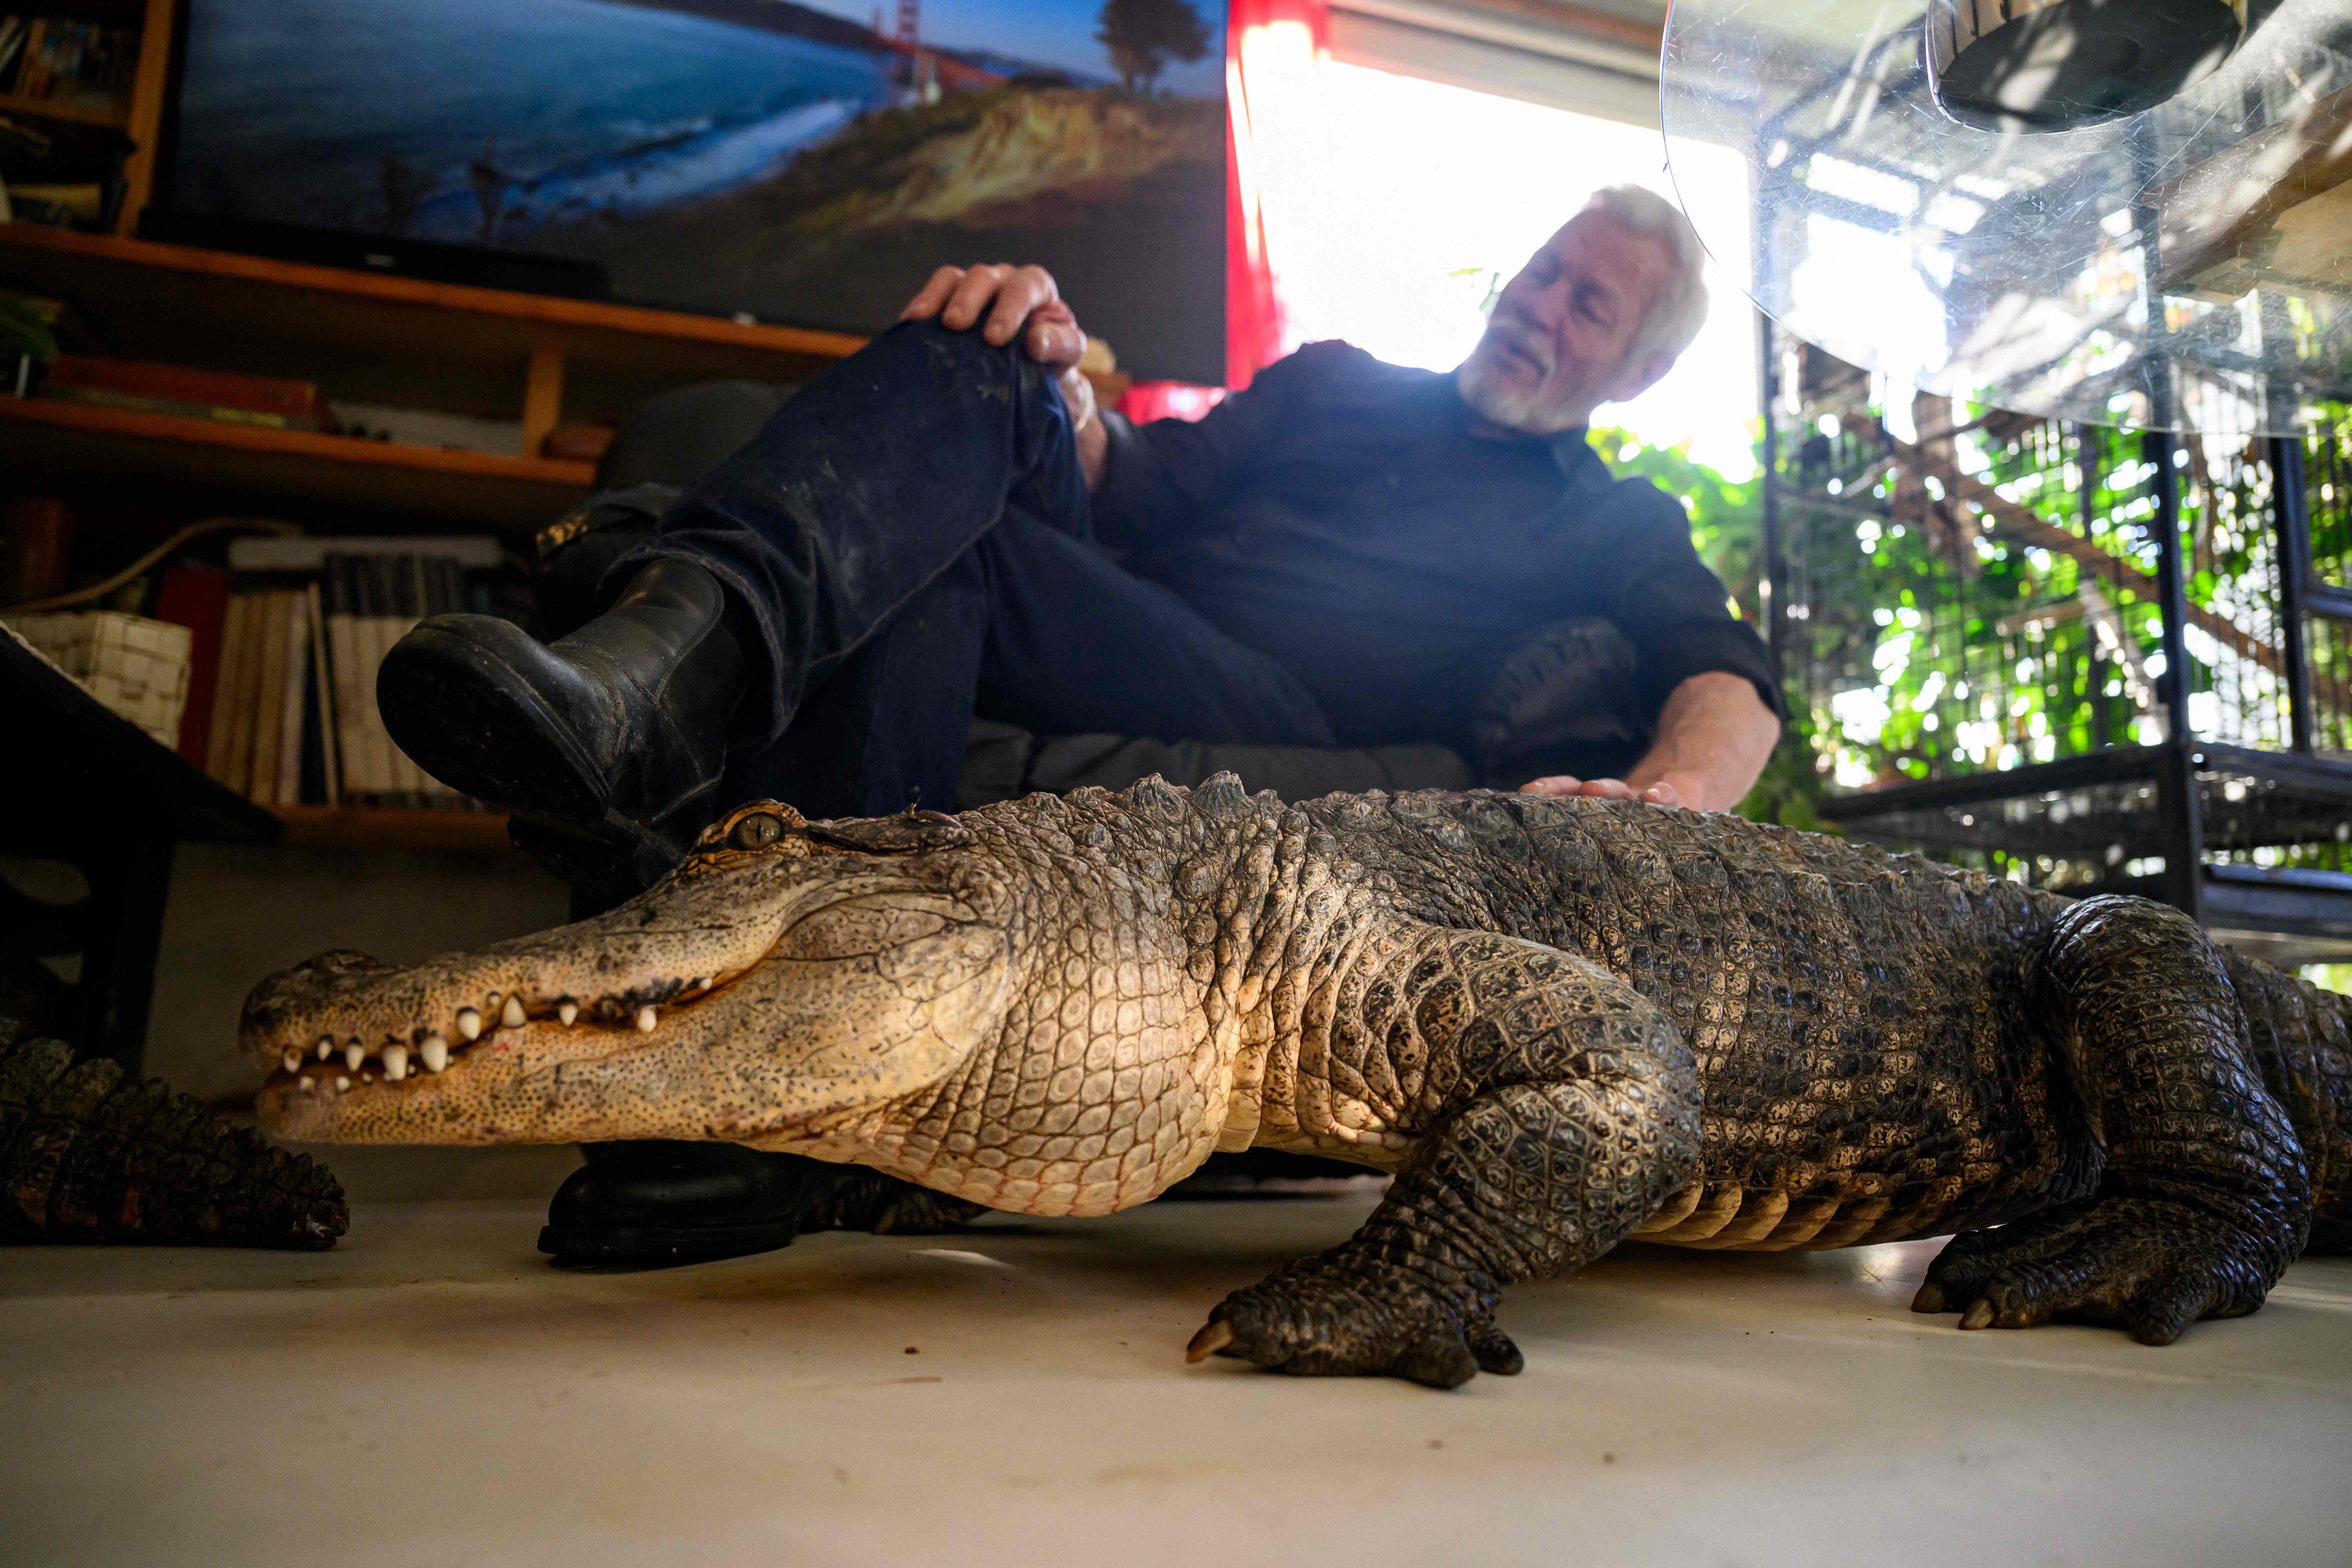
[1762,326,2352,966]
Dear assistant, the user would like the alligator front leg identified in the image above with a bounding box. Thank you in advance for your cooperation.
[1188,927,1701,1387]
[1913,897,2314,1343]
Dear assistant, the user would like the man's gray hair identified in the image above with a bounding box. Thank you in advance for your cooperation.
[1582,184,1709,361]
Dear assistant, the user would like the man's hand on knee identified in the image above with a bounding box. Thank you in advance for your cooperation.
[901,262,1104,482]
[902,263,1087,368]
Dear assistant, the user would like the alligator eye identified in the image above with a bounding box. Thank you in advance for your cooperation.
[733,813,785,850]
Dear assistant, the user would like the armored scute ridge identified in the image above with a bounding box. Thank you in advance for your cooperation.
[0,1023,346,1250]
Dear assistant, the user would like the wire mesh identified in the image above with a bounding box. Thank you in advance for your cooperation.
[1776,328,2351,791]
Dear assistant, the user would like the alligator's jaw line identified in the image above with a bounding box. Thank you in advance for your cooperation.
[260,967,749,1111]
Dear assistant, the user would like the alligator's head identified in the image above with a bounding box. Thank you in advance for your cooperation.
[245,802,1018,1146]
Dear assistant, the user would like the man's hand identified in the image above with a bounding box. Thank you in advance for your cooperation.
[1518,671,1779,814]
[1519,775,1685,807]
[902,264,1106,486]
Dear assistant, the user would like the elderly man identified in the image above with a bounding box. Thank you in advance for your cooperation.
[379,184,1781,1259]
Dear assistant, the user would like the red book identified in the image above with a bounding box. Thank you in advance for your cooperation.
[1,496,74,603]
[154,564,231,767]
[45,356,320,423]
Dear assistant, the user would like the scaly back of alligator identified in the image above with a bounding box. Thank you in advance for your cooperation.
[2223,952,2352,1251]
[1277,790,2352,1254]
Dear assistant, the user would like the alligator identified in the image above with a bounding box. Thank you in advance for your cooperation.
[2,1023,346,1249]
[242,781,2352,1386]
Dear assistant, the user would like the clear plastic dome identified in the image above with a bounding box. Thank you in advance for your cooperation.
[1662,0,2352,434]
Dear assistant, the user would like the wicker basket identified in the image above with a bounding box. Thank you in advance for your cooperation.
[3,611,194,749]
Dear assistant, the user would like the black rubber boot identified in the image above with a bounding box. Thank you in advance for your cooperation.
[377,558,747,875]
[539,1141,806,1264]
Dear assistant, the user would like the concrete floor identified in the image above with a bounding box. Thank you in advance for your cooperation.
[3,1194,2348,1567]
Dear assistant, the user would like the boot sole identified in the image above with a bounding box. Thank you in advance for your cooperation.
[538,1220,798,1263]
[378,620,614,828]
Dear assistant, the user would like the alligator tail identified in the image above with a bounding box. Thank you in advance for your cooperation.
[2224,955,2352,1254]
[0,1022,346,1249]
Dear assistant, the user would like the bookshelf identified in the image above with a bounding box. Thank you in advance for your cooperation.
[0,0,176,224]
[0,393,599,524]
[0,88,126,128]
[0,225,1129,529]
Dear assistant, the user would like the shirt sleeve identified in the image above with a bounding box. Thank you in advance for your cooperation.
[1087,345,1334,551]
[1593,480,1788,724]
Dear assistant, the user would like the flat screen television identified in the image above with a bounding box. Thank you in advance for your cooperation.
[151,0,1227,381]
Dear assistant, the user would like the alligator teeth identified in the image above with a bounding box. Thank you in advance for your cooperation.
[383,1045,409,1082]
[345,1044,366,1072]
[695,976,713,991]
[635,1006,658,1034]
[282,1049,301,1073]
[486,991,502,1007]
[456,1007,482,1041]
[557,999,578,1027]
[315,1036,334,1061]
[420,1035,449,1073]
[335,1076,352,1093]
[501,996,526,1030]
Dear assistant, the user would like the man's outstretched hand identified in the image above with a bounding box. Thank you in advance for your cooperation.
[901,264,1103,482]
[1519,776,1685,808]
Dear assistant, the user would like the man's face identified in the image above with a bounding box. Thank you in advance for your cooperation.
[1458,213,1679,435]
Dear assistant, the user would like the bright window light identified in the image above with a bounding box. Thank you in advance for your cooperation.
[1287,63,1759,477]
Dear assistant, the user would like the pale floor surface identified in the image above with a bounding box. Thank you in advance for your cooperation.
[3,1195,2349,1568]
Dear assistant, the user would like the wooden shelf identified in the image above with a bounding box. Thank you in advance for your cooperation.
[0,223,872,376]
[271,805,516,852]
[0,91,130,128]
[0,394,598,526]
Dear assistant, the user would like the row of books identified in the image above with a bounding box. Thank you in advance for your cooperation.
[0,15,137,117]
[32,355,325,430]
[165,539,504,809]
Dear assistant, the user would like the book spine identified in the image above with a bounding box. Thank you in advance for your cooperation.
[218,590,263,798]
[34,384,306,430]
[154,565,230,767]
[311,577,343,807]
[203,590,250,789]
[15,19,48,98]
[44,356,320,421]
[356,557,396,803]
[385,555,425,802]
[0,17,30,91]
[246,591,288,806]
[277,588,310,806]
[325,557,369,803]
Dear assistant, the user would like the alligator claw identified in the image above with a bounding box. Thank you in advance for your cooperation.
[1185,1320,1235,1363]
[1920,1195,2277,1345]
[1192,1247,1504,1389]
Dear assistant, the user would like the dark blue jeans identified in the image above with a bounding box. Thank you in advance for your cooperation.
[608,320,1335,821]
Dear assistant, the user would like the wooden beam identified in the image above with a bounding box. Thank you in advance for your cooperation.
[115,0,179,236]
[522,344,566,459]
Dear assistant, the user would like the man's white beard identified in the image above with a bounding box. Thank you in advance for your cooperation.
[1458,345,1588,435]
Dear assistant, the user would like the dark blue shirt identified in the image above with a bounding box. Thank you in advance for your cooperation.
[1090,341,1780,753]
